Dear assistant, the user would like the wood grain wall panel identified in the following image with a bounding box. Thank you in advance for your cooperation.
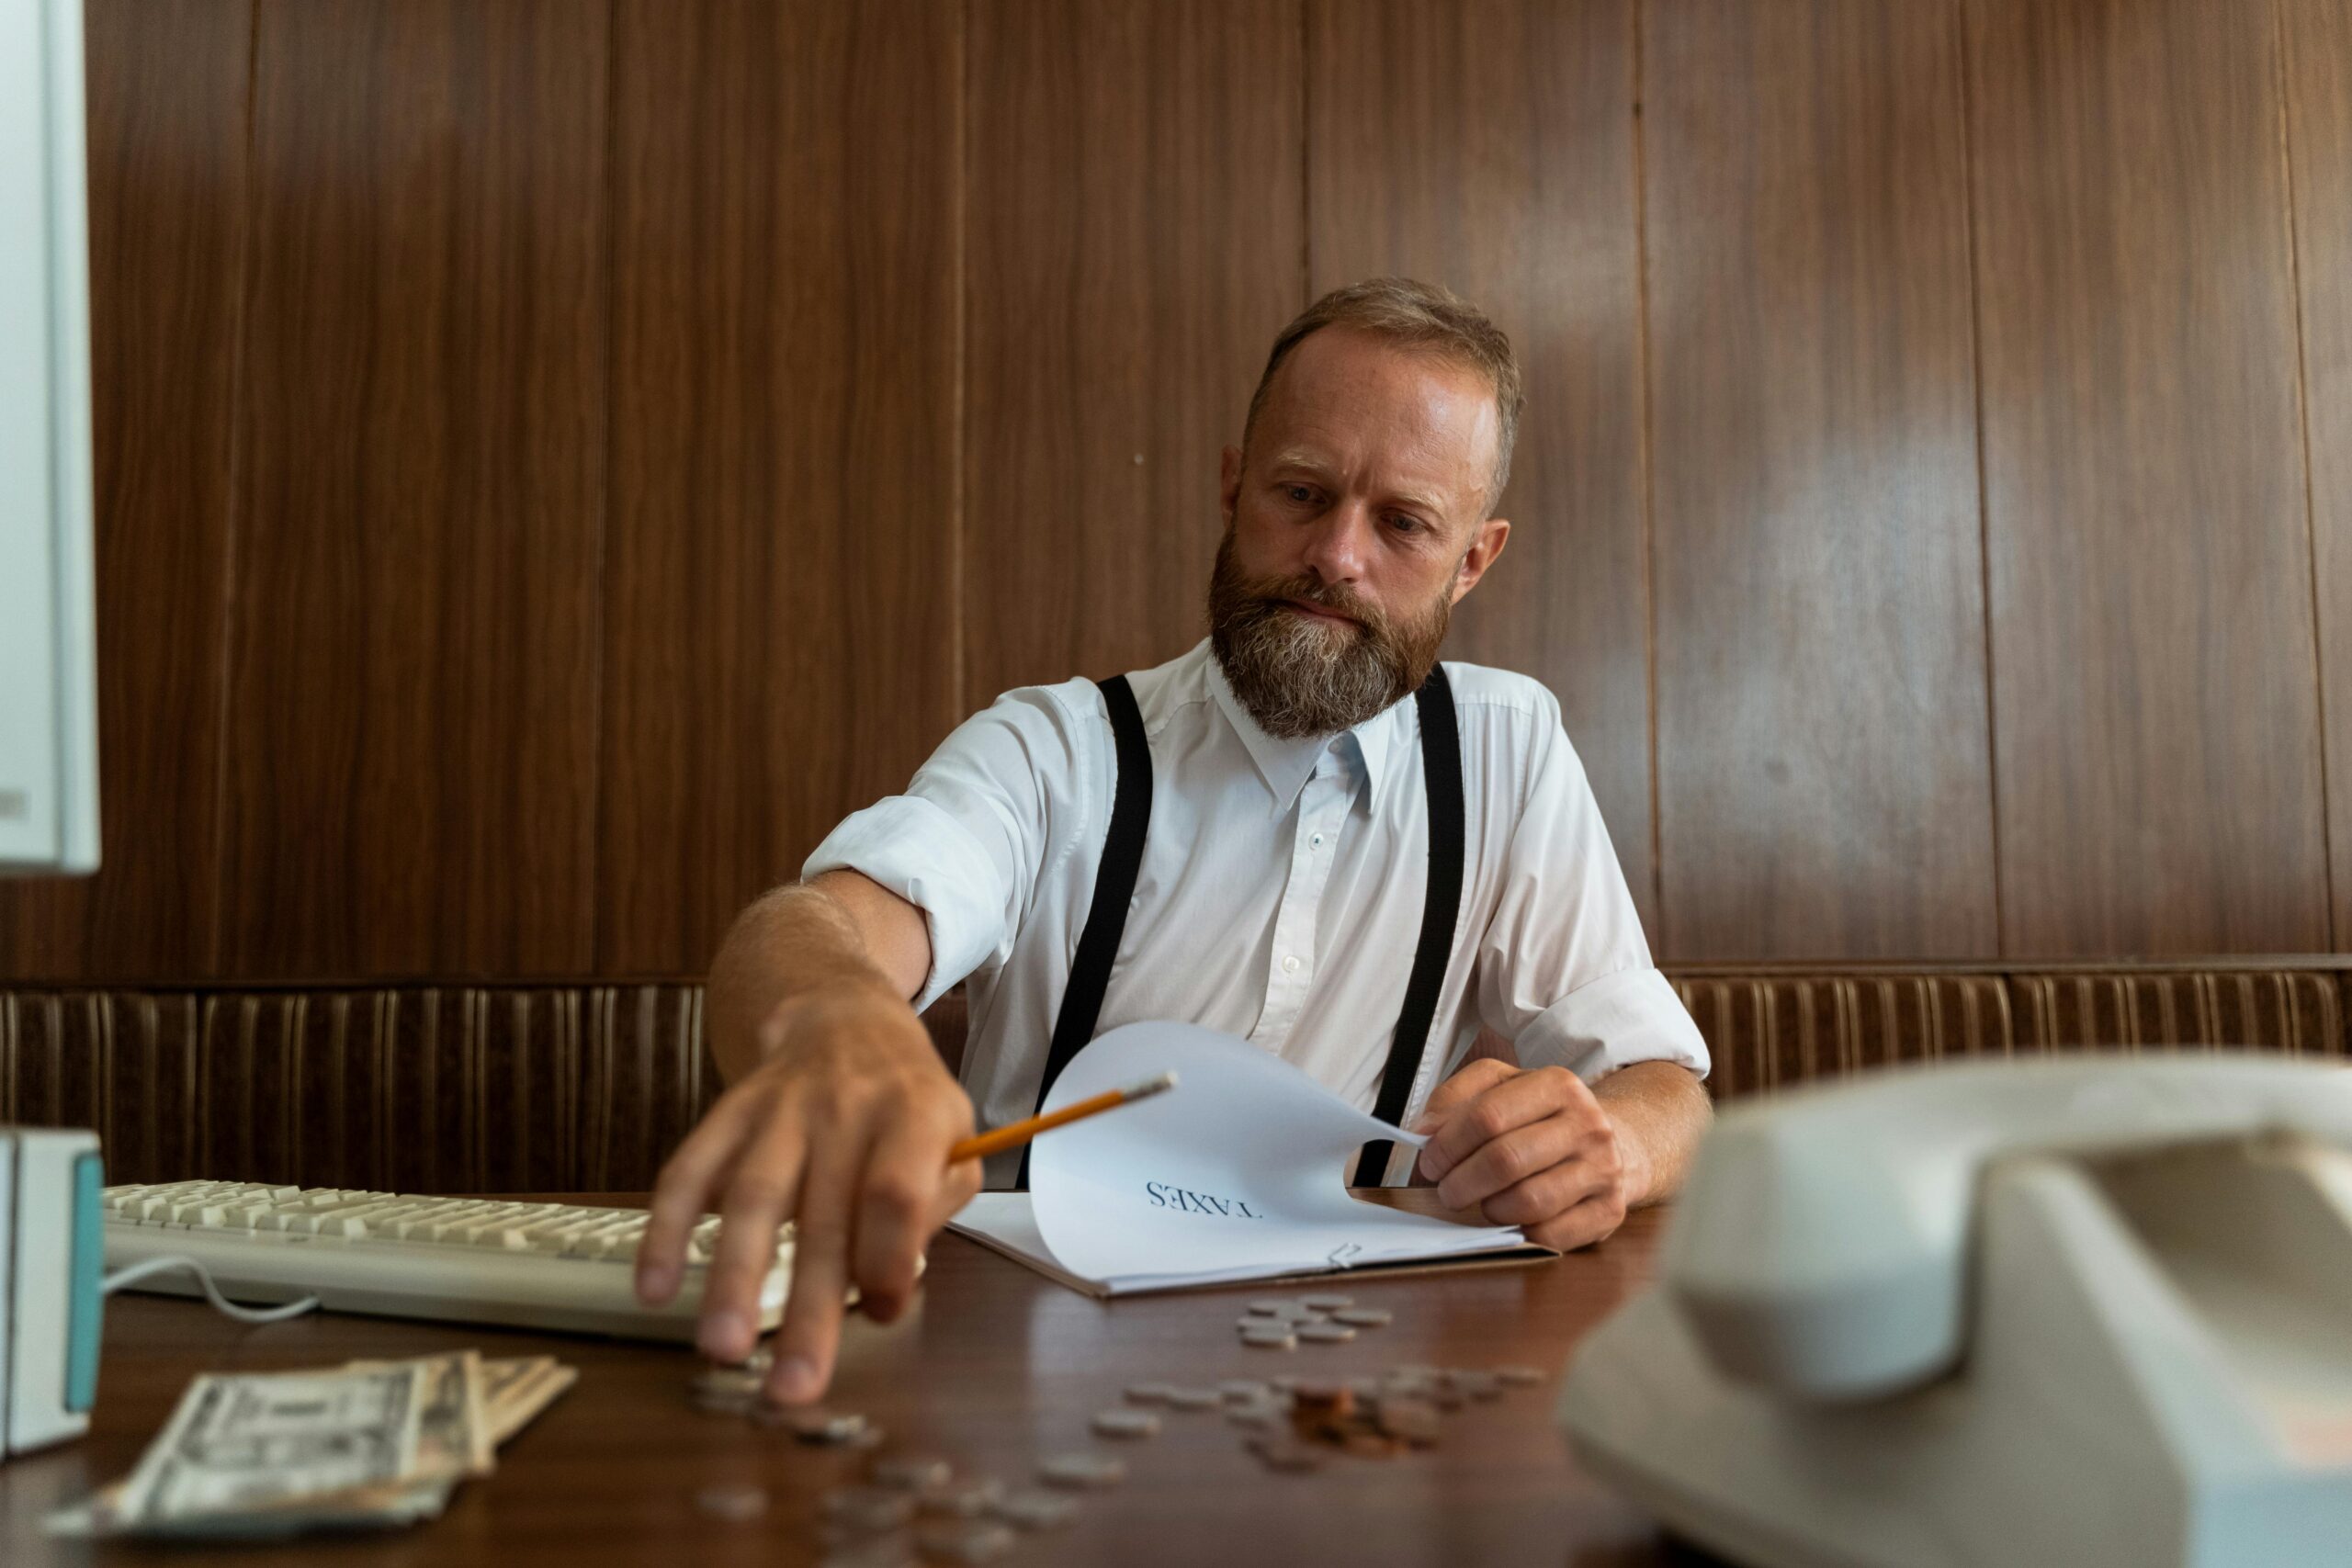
[963,0,1304,705]
[1644,0,1995,960]
[218,1,610,977]
[1307,0,1657,933]
[598,0,961,973]
[1969,0,2330,953]
[2282,0,2352,948]
[0,0,250,981]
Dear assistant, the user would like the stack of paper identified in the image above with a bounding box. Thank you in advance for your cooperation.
[950,1021,1552,1296]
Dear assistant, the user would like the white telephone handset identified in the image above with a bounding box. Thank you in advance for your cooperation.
[1558,1055,2352,1568]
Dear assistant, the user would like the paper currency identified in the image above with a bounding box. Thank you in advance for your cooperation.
[50,1348,577,1542]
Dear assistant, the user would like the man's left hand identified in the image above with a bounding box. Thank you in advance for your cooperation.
[1410,1059,1645,1251]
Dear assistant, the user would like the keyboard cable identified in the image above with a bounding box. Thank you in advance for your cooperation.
[100,1255,322,1325]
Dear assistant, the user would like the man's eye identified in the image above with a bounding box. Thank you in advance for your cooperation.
[1284,485,1315,504]
[1388,515,1424,535]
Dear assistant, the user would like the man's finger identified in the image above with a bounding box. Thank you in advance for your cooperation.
[1476,1142,1614,1230]
[698,1112,811,1363]
[1418,1066,1584,1181]
[765,1125,868,1405]
[850,1119,955,1324]
[1522,1185,1630,1252]
[1411,1059,1516,1131]
[1433,1111,1586,1213]
[637,1094,752,1305]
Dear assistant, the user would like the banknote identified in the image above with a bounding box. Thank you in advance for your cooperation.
[104,1362,426,1529]
[480,1355,580,1446]
[348,1350,495,1480]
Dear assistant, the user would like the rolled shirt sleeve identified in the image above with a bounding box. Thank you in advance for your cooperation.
[802,682,1094,1013]
[1472,694,1710,1082]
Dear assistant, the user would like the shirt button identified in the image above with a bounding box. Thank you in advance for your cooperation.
[1309,833,1325,850]
[1281,955,1301,975]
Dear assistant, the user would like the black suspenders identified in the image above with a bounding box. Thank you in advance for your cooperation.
[1017,665,1466,1190]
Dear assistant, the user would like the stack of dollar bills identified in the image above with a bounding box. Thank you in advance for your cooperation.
[45,1350,577,1540]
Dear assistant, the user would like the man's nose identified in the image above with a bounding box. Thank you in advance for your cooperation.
[1299,502,1374,586]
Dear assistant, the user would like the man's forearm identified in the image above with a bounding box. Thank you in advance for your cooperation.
[705,884,901,1085]
[1591,1061,1713,1207]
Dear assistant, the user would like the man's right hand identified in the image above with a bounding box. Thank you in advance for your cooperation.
[632,977,981,1405]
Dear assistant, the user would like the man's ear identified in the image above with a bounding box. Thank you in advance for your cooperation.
[1219,445,1243,525]
[1450,516,1510,604]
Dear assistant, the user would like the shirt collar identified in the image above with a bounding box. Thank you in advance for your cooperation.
[1201,644,1406,816]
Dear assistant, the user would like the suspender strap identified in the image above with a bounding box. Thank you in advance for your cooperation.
[1352,663,1465,1186]
[1017,674,1154,1189]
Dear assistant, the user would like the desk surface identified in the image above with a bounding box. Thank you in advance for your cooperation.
[3,1193,1703,1567]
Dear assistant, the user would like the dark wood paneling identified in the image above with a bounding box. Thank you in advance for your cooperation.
[963,0,1305,704]
[1307,0,1657,933]
[0,0,250,981]
[1969,0,2329,953]
[1644,0,1994,960]
[597,1,963,973]
[2283,0,2352,948]
[218,1,609,977]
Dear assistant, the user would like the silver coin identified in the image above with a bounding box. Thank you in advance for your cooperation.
[1295,1321,1355,1343]
[1242,1331,1296,1351]
[1300,1292,1353,1310]
[918,1477,1005,1518]
[690,1386,757,1416]
[916,1521,1019,1564]
[1496,1365,1545,1386]
[1269,1375,1303,1393]
[1226,1401,1282,1429]
[1245,1298,1295,1315]
[819,1536,916,1568]
[1037,1451,1127,1489]
[1124,1382,1178,1404]
[694,1365,765,1397]
[1332,1307,1393,1327]
[823,1485,918,1531]
[693,1483,770,1522]
[1218,1379,1271,1402]
[992,1488,1080,1529]
[871,1455,953,1491]
[1162,1386,1220,1409]
[1091,1407,1160,1438]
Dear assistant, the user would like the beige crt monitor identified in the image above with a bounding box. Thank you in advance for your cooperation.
[0,0,98,876]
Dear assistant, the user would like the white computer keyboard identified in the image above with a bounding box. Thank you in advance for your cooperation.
[100,1181,791,1343]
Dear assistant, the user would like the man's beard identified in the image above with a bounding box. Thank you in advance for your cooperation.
[1205,531,1453,739]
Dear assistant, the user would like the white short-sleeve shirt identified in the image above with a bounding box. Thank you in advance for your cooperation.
[805,639,1708,1187]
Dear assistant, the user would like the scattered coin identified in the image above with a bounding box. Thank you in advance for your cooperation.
[1332,1307,1393,1327]
[1248,1436,1325,1473]
[1453,1371,1503,1402]
[1245,1299,1295,1315]
[1124,1382,1178,1404]
[1091,1408,1161,1438]
[1162,1386,1220,1410]
[1226,1401,1282,1430]
[752,1403,869,1444]
[1295,1321,1355,1344]
[1375,1397,1442,1447]
[694,1482,770,1522]
[919,1477,1005,1518]
[1218,1379,1272,1402]
[1038,1451,1127,1489]
[819,1536,916,1568]
[822,1485,918,1532]
[1496,1365,1545,1387]
[871,1455,953,1492]
[695,1365,766,1398]
[1299,1292,1354,1311]
[1241,1331,1296,1351]
[1268,1375,1303,1393]
[690,1386,758,1416]
[916,1520,1019,1564]
[992,1488,1080,1530]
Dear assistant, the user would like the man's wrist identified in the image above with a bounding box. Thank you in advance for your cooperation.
[1600,1102,1659,1209]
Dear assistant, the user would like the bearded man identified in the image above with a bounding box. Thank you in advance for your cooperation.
[636,278,1714,1404]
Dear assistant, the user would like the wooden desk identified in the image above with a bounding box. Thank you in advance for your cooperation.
[1,1195,1702,1567]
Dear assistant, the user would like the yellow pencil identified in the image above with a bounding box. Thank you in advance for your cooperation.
[947,1072,1178,1164]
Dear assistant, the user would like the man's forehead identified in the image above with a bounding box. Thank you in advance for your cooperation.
[1254,330,1498,511]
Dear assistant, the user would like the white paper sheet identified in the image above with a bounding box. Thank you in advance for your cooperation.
[950,1021,1527,1293]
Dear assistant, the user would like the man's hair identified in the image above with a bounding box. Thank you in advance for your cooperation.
[1241,276,1524,517]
